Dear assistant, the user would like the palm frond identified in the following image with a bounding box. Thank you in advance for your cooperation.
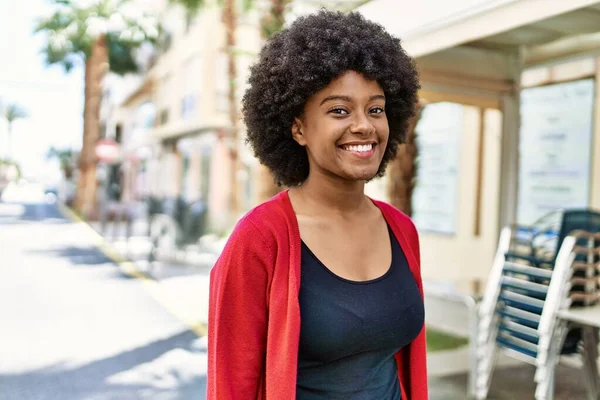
[46,146,74,162]
[240,0,255,13]
[34,9,73,34]
[170,0,207,14]
[36,0,161,73]
[259,0,291,39]
[106,33,139,74]
[171,0,254,14]
[2,103,28,122]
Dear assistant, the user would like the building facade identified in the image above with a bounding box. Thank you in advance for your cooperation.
[110,1,263,231]
[359,0,600,294]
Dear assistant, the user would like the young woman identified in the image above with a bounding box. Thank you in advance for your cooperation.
[208,10,427,400]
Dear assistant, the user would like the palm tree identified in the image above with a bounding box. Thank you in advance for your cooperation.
[47,146,77,179]
[36,0,159,218]
[386,102,425,216]
[1,102,28,162]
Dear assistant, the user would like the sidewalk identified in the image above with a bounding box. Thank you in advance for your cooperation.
[429,361,586,399]
[69,208,215,334]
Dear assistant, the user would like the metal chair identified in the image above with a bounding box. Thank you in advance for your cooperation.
[535,230,600,400]
[475,209,600,400]
[475,230,575,400]
[506,210,600,353]
[506,209,600,270]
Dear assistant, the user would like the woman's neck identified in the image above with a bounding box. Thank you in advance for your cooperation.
[292,173,369,217]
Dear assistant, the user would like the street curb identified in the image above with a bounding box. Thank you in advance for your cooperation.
[58,203,208,338]
[57,203,154,279]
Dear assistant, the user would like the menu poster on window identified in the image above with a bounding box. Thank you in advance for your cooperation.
[411,102,463,235]
[517,79,595,225]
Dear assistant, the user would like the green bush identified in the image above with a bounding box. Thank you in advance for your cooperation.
[426,328,469,352]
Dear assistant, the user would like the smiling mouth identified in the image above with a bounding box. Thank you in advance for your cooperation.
[340,143,375,153]
[338,143,377,159]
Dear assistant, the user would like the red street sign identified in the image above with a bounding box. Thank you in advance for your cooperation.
[95,139,121,164]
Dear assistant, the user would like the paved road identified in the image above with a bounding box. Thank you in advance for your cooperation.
[0,200,207,400]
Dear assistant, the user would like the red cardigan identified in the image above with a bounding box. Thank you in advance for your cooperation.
[208,190,428,399]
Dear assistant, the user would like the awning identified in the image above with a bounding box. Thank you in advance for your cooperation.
[152,119,227,142]
[359,0,600,104]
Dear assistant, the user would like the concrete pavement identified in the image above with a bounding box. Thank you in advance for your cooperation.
[0,200,207,400]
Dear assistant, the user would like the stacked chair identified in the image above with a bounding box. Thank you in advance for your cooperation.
[474,209,600,400]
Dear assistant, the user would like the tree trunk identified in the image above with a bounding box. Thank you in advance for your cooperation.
[260,0,287,38]
[7,122,12,161]
[223,0,240,218]
[387,103,424,216]
[255,0,289,203]
[270,0,286,29]
[75,35,108,219]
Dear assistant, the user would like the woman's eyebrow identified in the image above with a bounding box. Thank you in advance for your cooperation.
[320,95,352,106]
[370,94,386,101]
[319,94,385,106]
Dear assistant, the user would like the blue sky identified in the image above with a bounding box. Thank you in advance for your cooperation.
[0,0,83,181]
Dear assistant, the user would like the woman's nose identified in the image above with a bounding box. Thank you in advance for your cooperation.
[350,112,375,135]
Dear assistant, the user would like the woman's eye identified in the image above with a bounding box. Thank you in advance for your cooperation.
[329,108,349,115]
[370,107,385,114]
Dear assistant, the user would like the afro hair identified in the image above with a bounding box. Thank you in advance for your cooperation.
[242,9,420,187]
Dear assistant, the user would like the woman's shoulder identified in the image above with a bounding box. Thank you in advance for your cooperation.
[371,198,416,229]
[213,193,293,274]
[230,191,294,244]
[371,198,420,251]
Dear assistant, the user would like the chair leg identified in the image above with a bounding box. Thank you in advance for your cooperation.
[545,363,556,400]
[539,335,559,400]
[581,326,600,400]
[536,322,569,400]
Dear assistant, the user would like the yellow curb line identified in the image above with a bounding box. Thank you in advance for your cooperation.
[59,203,207,338]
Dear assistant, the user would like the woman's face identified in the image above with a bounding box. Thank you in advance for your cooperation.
[292,70,389,183]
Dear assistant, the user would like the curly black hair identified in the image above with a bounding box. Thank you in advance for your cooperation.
[242,9,420,187]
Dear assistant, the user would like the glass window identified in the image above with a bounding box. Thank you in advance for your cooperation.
[517,79,595,224]
[411,102,463,235]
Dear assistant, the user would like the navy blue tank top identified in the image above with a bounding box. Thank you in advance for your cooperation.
[297,225,424,399]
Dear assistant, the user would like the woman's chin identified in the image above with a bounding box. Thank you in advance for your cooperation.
[341,167,379,182]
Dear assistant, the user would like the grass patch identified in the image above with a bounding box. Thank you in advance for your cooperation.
[426,328,469,352]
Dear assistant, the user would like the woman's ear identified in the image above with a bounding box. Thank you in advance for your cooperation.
[291,117,307,146]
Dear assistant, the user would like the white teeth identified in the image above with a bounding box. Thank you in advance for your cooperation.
[344,144,373,152]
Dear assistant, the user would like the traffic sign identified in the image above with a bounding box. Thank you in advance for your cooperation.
[95,139,121,164]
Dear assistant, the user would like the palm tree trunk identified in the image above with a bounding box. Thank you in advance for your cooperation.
[255,0,289,203]
[387,103,424,216]
[223,0,240,218]
[7,122,12,162]
[75,35,108,219]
